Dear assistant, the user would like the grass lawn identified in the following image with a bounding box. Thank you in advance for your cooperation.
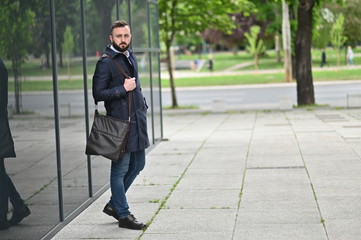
[160,67,361,88]
[6,47,361,91]
[8,79,91,92]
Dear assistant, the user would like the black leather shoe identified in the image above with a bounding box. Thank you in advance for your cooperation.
[9,205,31,226]
[0,220,9,230]
[118,214,146,230]
[103,204,119,220]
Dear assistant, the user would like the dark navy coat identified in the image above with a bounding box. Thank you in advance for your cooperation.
[92,46,150,152]
[0,58,16,158]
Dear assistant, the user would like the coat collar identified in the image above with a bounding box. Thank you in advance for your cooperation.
[105,44,133,59]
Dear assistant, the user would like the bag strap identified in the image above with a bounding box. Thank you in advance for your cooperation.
[100,54,133,120]
[102,54,130,79]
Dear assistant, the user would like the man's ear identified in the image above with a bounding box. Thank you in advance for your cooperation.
[109,35,113,43]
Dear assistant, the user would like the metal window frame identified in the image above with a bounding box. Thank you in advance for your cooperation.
[41,0,162,239]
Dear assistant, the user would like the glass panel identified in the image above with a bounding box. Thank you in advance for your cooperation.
[152,52,162,142]
[86,0,118,196]
[54,0,89,218]
[1,0,60,239]
[118,0,129,21]
[131,0,149,48]
[135,52,153,144]
[0,1,161,238]
[86,0,117,57]
[149,3,160,48]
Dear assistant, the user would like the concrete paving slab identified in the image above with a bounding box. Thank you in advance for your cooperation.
[325,218,361,240]
[186,165,245,175]
[318,196,361,219]
[311,180,361,197]
[233,223,327,240]
[236,210,321,224]
[239,200,318,212]
[141,232,233,240]
[166,189,240,209]
[176,173,242,190]
[48,109,361,240]
[246,155,305,168]
[146,208,236,234]
[126,185,173,204]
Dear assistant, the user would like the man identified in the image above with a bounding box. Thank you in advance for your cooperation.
[320,48,327,67]
[92,20,149,230]
[0,59,31,230]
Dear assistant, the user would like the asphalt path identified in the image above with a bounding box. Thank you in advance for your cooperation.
[7,80,361,117]
[162,81,361,110]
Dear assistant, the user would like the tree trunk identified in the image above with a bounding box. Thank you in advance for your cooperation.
[254,54,259,70]
[295,0,315,106]
[289,4,297,80]
[46,51,50,68]
[166,44,178,108]
[59,49,63,68]
[275,34,281,63]
[337,48,341,66]
[282,0,293,82]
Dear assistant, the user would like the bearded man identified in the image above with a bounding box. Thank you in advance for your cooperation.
[92,20,149,230]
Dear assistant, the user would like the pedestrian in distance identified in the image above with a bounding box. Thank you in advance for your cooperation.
[0,59,31,231]
[92,20,149,230]
[320,48,328,67]
[346,45,354,66]
[208,56,214,71]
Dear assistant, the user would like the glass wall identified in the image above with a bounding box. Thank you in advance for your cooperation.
[0,0,161,239]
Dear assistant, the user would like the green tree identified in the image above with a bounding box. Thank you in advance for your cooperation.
[159,0,254,108]
[202,0,280,52]
[312,7,334,49]
[324,0,361,46]
[0,0,35,113]
[62,26,75,80]
[340,0,361,46]
[54,1,78,68]
[29,0,52,68]
[245,25,266,69]
[330,13,347,66]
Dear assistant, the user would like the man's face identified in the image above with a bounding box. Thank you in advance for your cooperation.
[110,26,132,52]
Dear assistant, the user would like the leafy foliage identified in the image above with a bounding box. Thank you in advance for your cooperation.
[158,0,254,107]
[330,13,347,65]
[245,25,266,69]
[312,7,333,49]
[202,0,276,50]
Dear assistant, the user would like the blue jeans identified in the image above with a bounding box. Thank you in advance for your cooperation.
[108,150,145,219]
[0,158,25,221]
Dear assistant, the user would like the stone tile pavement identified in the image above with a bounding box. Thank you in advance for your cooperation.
[51,108,361,240]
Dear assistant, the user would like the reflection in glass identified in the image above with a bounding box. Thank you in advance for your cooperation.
[117,0,129,21]
[55,0,89,218]
[152,52,162,142]
[0,0,161,238]
[1,1,60,239]
[131,0,149,48]
[135,52,153,143]
[86,0,119,197]
[149,2,162,142]
[149,3,160,49]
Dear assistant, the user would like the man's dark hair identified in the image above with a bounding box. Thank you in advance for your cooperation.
[110,20,130,34]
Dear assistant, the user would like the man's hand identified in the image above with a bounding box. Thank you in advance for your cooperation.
[124,77,136,92]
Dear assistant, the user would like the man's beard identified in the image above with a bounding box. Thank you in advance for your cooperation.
[112,42,129,52]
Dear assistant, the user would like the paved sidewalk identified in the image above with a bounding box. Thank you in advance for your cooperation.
[52,108,361,240]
